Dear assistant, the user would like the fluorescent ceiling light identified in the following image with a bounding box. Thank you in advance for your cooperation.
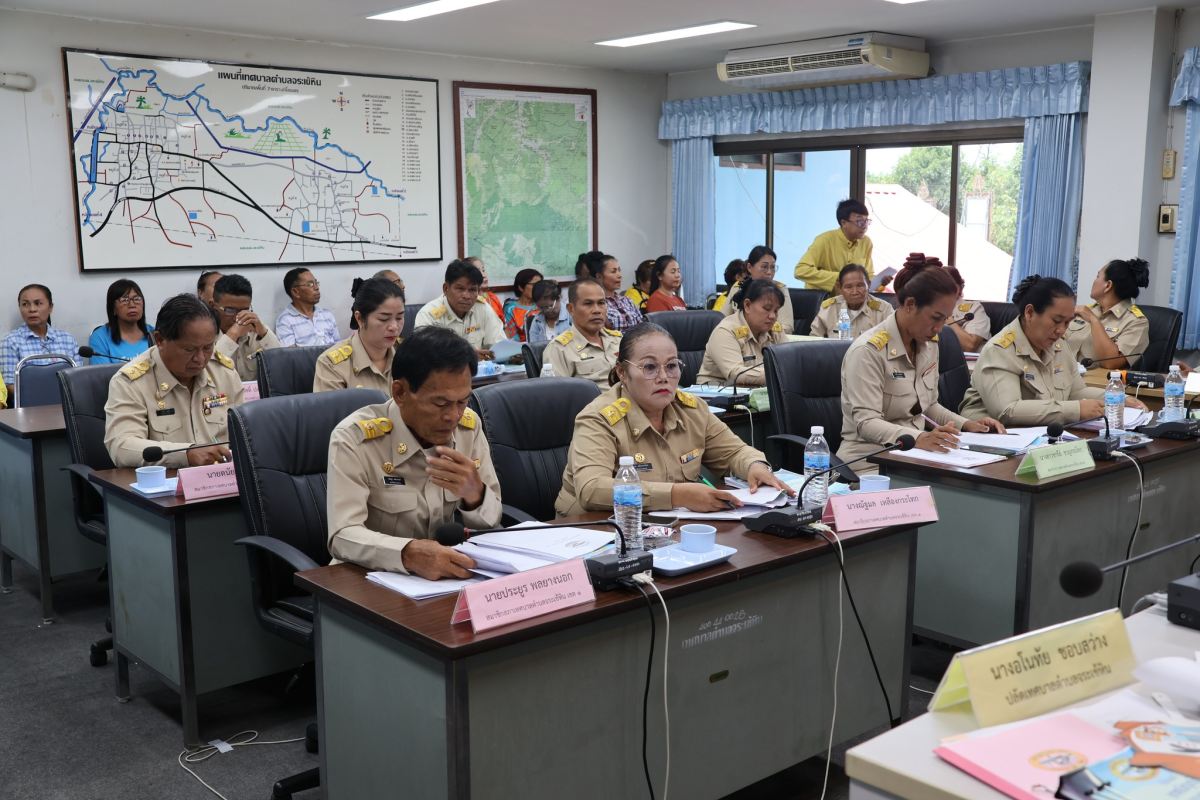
[596,21,756,48]
[880,0,929,3]
[368,0,502,22]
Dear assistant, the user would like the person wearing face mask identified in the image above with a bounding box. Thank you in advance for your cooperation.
[314,278,406,393]
[1,284,79,399]
[545,278,621,389]
[960,276,1148,426]
[414,260,507,360]
[720,246,795,334]
[103,294,243,469]
[697,279,789,387]
[645,255,688,313]
[1062,257,1151,369]
[212,274,281,381]
[944,265,991,353]
[809,263,892,339]
[554,322,794,516]
[839,262,1005,473]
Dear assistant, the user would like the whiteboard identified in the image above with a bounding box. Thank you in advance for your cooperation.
[63,49,442,271]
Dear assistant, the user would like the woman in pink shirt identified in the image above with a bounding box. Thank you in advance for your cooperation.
[645,255,687,313]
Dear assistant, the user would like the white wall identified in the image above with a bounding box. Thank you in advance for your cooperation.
[0,8,669,347]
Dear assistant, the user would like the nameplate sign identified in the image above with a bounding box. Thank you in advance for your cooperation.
[928,609,1135,728]
[1015,440,1095,480]
[828,486,938,533]
[242,381,261,402]
[175,462,239,500]
[451,558,595,633]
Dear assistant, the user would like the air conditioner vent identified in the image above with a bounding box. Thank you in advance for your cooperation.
[723,57,793,78]
[790,50,865,71]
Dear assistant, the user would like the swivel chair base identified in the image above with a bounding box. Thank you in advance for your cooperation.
[90,617,114,667]
[271,724,320,799]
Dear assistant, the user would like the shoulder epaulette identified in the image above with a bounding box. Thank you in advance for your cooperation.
[603,328,622,338]
[867,298,881,311]
[431,305,448,320]
[213,351,235,370]
[821,296,837,309]
[355,417,394,440]
[772,321,783,333]
[958,302,971,312]
[600,397,632,426]
[996,331,1017,349]
[931,334,939,342]
[459,408,477,430]
[675,390,698,409]
[1130,305,1144,318]
[325,344,353,365]
[867,331,889,351]
[553,329,574,346]
[733,325,750,340]
[477,295,487,303]
[120,360,151,381]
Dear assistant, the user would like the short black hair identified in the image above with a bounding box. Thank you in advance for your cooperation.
[105,279,149,345]
[735,278,785,310]
[532,280,560,304]
[569,277,604,305]
[723,259,748,286]
[283,267,311,298]
[392,326,478,391]
[513,268,543,294]
[197,271,222,294]
[212,273,253,302]
[649,255,677,294]
[836,199,869,224]
[349,277,405,330]
[1102,258,1150,300]
[837,263,870,286]
[746,246,776,266]
[155,293,219,340]
[444,259,483,288]
[19,284,54,326]
[610,321,674,386]
[1012,275,1075,314]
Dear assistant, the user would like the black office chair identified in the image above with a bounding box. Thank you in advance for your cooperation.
[788,288,831,336]
[871,292,900,310]
[229,388,384,800]
[1138,304,1183,373]
[937,330,971,415]
[762,340,857,482]
[646,310,723,387]
[14,356,76,408]
[58,364,122,666]
[469,378,601,522]
[401,303,419,342]
[256,346,325,399]
[522,340,549,379]
[981,301,1019,338]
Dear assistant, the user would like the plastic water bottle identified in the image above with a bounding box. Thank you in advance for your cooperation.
[837,308,852,340]
[1105,371,1125,435]
[540,361,555,378]
[613,456,644,551]
[1163,365,1185,422]
[803,426,831,508]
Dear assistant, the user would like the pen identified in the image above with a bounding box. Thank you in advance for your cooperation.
[698,476,737,509]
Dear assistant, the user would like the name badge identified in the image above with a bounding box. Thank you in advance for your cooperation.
[384,476,406,486]
[892,371,906,379]
[1024,372,1035,381]
[633,462,654,472]
[155,408,176,416]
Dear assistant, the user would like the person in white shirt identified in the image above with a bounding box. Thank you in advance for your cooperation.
[275,267,339,347]
[413,260,506,359]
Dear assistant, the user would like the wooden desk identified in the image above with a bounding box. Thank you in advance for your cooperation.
[298,515,926,799]
[471,369,528,387]
[1081,367,1200,413]
[872,432,1200,647]
[89,468,310,747]
[0,406,105,623]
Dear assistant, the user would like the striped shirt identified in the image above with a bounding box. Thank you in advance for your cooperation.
[275,304,340,347]
[0,324,80,380]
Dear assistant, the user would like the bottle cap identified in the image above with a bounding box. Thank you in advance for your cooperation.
[1109,371,1121,379]
[811,425,824,435]
[1170,365,1181,373]
[619,456,634,466]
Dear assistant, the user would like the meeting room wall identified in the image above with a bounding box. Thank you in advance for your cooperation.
[0,8,669,349]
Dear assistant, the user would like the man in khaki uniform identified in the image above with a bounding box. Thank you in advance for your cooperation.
[946,299,991,353]
[211,274,281,381]
[105,295,244,468]
[809,294,892,339]
[696,310,787,387]
[545,278,620,388]
[413,260,506,357]
[1063,299,1149,368]
[313,332,396,394]
[327,327,501,579]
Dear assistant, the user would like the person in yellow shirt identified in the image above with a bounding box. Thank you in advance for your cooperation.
[795,199,885,294]
[624,260,654,313]
[710,259,748,312]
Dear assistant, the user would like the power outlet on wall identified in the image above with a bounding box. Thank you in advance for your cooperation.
[1160,204,1178,234]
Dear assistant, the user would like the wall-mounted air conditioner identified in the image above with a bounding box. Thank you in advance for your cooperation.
[718,32,929,89]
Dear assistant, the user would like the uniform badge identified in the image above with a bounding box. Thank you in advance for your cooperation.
[892,371,905,378]
[921,363,936,378]
[890,349,898,356]
[473,458,482,468]
[1024,372,1035,381]
[396,443,407,455]
[155,408,175,417]
[679,448,700,464]
[1054,366,1063,374]
[157,400,166,410]
[159,382,169,392]
[384,476,406,487]
[634,453,645,463]
[465,325,480,334]
[202,393,228,410]
[382,462,394,474]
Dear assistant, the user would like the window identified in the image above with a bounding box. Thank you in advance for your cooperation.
[713,130,1023,300]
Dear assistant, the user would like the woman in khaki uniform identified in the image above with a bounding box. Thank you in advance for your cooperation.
[810,263,892,339]
[839,263,1004,473]
[314,278,404,394]
[556,322,793,516]
[944,266,991,353]
[1063,257,1151,369]
[961,276,1147,426]
[721,246,795,334]
[697,279,788,387]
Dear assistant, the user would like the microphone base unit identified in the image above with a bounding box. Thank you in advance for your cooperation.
[586,550,654,591]
[742,504,825,539]
[1125,370,1165,388]
[1086,436,1120,461]
[705,393,751,410]
[1168,574,1200,631]
[1137,418,1200,440]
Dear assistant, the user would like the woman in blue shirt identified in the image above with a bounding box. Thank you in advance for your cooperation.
[0,284,79,397]
[87,279,154,364]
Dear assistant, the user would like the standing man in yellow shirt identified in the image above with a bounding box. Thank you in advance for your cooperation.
[795,199,888,294]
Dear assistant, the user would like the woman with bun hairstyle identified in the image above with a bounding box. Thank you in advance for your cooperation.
[838,261,1005,474]
[960,276,1146,426]
[645,255,688,313]
[313,277,405,393]
[944,265,991,353]
[1062,258,1151,369]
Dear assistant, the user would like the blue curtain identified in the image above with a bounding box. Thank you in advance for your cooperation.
[1008,113,1085,294]
[672,137,716,306]
[1170,48,1200,348]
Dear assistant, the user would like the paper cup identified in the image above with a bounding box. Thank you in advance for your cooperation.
[859,474,890,492]
[135,465,167,489]
[680,524,717,553]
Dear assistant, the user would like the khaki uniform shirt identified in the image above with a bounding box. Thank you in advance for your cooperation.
[103,346,244,468]
[696,311,788,387]
[414,295,506,349]
[312,332,397,394]
[555,384,768,516]
[720,281,795,334]
[794,229,875,294]
[327,400,502,574]
[960,318,1105,426]
[809,295,893,339]
[838,315,966,471]
[545,326,621,390]
[948,300,991,342]
[215,328,282,381]
[1062,299,1150,367]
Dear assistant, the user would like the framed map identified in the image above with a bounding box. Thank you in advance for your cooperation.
[454,82,597,284]
[63,48,442,271]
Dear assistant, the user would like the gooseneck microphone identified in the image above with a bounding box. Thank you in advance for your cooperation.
[142,442,231,462]
[78,346,131,363]
[948,312,975,327]
[1080,352,1145,369]
[1060,532,1200,598]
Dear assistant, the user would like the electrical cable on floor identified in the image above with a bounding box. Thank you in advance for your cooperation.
[635,573,670,800]
[1113,450,1145,612]
[633,582,657,800]
[910,685,934,695]
[178,730,307,800]
[813,526,844,800]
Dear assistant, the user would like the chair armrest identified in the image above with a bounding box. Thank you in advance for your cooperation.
[235,536,320,573]
[768,433,809,449]
[61,463,95,481]
[501,504,537,526]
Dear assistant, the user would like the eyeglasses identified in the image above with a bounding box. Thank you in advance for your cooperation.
[117,296,143,306]
[220,306,252,316]
[536,299,560,312]
[623,359,684,380]
[301,281,320,289]
[850,218,872,228]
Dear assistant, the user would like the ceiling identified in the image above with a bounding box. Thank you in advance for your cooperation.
[3,0,1193,73]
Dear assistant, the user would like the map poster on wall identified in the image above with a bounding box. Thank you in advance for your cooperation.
[63,49,442,272]
[454,82,597,284]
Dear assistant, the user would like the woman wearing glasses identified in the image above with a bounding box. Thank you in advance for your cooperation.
[719,246,795,334]
[697,279,789,387]
[794,199,883,294]
[525,280,570,343]
[88,279,154,364]
[555,322,794,516]
[313,278,405,393]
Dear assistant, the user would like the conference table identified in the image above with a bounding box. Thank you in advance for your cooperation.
[0,405,105,623]
[872,431,1200,648]
[297,513,929,799]
[1081,367,1200,413]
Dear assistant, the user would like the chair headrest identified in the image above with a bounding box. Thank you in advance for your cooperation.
[230,389,386,474]
[472,378,601,450]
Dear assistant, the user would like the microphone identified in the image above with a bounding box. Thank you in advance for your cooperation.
[948,312,975,327]
[711,360,761,409]
[1071,414,1119,460]
[1047,423,1064,444]
[1081,352,1145,369]
[1060,532,1200,598]
[142,442,231,462]
[78,346,130,363]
